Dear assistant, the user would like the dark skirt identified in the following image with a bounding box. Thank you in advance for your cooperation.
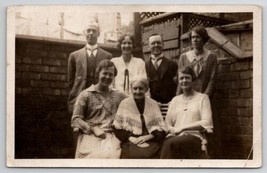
[120,141,160,159]
[160,135,205,159]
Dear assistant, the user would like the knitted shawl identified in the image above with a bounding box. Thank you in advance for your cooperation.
[113,96,167,135]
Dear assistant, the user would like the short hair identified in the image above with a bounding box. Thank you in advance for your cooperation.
[96,59,117,77]
[117,33,135,49]
[189,26,209,44]
[83,20,100,33]
[178,66,197,81]
[130,75,149,91]
[148,33,163,42]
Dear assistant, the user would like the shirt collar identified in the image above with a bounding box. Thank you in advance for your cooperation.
[187,49,210,62]
[87,84,113,93]
[150,53,163,62]
[86,44,98,51]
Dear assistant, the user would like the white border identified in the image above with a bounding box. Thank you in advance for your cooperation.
[6,4,262,168]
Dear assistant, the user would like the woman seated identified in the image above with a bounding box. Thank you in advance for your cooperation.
[160,66,213,159]
[113,75,167,159]
[71,60,126,159]
[111,33,147,95]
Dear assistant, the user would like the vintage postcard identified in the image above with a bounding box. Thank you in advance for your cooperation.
[6,4,262,167]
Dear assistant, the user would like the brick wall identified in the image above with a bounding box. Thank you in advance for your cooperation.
[15,35,121,158]
[206,30,253,159]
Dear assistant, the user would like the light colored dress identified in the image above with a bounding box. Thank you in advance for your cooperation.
[160,92,213,159]
[71,85,126,158]
[166,92,213,132]
[111,56,147,95]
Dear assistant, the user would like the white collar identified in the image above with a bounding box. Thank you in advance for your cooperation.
[186,49,210,62]
[150,53,163,61]
[86,44,98,51]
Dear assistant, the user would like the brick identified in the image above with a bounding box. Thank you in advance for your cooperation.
[217,107,237,116]
[217,81,231,90]
[30,80,49,88]
[240,70,252,79]
[41,74,65,81]
[22,57,42,65]
[27,49,48,58]
[16,64,30,72]
[61,89,69,96]
[15,72,22,79]
[30,65,49,72]
[22,88,43,95]
[50,67,67,74]
[214,99,236,108]
[240,89,252,98]
[16,56,22,63]
[249,61,253,69]
[219,72,239,81]
[16,88,22,94]
[22,72,41,80]
[16,79,30,87]
[228,90,239,98]
[213,89,228,98]
[238,107,252,117]
[231,80,250,89]
[231,61,249,72]
[50,81,67,89]
[48,51,67,59]
[238,117,252,126]
[236,98,252,107]
[218,64,231,73]
[43,88,61,95]
[61,59,68,66]
[43,58,61,66]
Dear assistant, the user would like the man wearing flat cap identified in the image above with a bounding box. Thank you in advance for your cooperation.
[67,21,113,114]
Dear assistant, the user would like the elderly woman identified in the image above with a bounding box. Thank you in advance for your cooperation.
[111,33,147,95]
[177,26,218,97]
[113,75,167,158]
[160,66,213,159]
[71,60,126,158]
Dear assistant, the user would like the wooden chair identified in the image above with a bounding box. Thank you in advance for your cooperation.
[158,102,169,119]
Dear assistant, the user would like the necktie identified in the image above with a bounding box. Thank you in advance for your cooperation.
[193,58,203,77]
[123,69,129,93]
[153,58,162,71]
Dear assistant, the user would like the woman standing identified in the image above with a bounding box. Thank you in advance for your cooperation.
[113,76,167,158]
[71,60,126,158]
[177,26,218,97]
[160,66,213,159]
[111,33,147,95]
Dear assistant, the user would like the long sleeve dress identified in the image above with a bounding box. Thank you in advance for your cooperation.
[160,92,213,159]
[177,49,218,97]
[111,56,147,95]
[71,85,126,158]
[113,97,167,158]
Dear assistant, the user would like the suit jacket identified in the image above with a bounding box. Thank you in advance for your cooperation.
[145,56,178,103]
[67,46,112,114]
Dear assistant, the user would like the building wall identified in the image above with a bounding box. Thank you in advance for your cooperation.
[15,31,253,159]
[15,36,121,158]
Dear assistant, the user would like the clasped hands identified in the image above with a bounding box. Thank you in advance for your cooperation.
[84,126,106,139]
[129,135,154,148]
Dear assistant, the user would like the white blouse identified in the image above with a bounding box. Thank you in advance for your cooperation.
[111,56,147,95]
[165,92,213,132]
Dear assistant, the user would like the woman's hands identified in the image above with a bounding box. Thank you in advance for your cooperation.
[128,134,154,147]
[91,126,106,139]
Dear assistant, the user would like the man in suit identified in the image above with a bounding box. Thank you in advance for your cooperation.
[67,21,112,114]
[145,34,178,104]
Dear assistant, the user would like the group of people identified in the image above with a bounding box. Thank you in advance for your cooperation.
[67,20,217,159]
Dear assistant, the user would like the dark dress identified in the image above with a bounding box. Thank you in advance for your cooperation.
[113,98,166,159]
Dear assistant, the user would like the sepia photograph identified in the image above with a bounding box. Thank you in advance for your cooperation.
[6,4,262,168]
